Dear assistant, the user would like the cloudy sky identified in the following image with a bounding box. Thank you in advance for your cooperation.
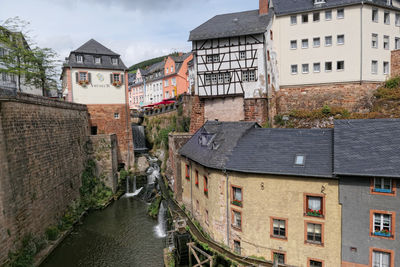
[0,0,258,68]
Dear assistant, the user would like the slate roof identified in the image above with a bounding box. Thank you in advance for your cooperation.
[144,61,165,82]
[128,73,136,85]
[226,128,333,178]
[272,0,400,16]
[189,9,273,41]
[334,119,400,178]
[64,39,127,70]
[179,121,259,170]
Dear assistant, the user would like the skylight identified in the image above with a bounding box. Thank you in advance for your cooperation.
[295,155,306,166]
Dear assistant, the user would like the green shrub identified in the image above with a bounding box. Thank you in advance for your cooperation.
[384,76,400,89]
[321,105,331,115]
[45,226,59,241]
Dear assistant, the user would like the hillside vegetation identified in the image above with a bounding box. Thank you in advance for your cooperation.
[128,52,184,72]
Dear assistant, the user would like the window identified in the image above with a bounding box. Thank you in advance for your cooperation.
[325,61,332,72]
[233,240,241,255]
[171,66,173,72]
[384,62,389,75]
[271,218,287,239]
[314,63,321,73]
[372,177,395,194]
[185,164,190,179]
[213,54,220,62]
[337,8,344,19]
[302,64,309,74]
[211,74,217,84]
[384,35,389,50]
[218,73,224,83]
[313,37,320,47]
[165,80,169,86]
[372,211,394,238]
[290,15,297,25]
[113,73,120,82]
[337,61,344,71]
[95,57,101,64]
[242,71,249,82]
[372,60,378,74]
[195,170,199,186]
[372,9,379,22]
[205,74,211,85]
[372,249,392,267]
[243,70,256,82]
[166,68,169,74]
[302,14,309,23]
[290,40,297,49]
[396,13,400,26]
[172,77,176,86]
[291,64,298,75]
[232,210,242,230]
[395,37,400,49]
[112,58,118,65]
[325,10,332,20]
[302,39,309,48]
[337,34,345,45]
[204,176,208,196]
[309,259,323,267]
[273,252,285,264]
[384,12,390,24]
[206,55,213,63]
[224,72,231,83]
[249,70,256,81]
[325,36,332,46]
[306,222,323,244]
[231,186,242,207]
[313,12,320,22]
[79,72,87,81]
[239,51,246,59]
[305,195,323,217]
[114,113,120,119]
[76,55,83,63]
[372,34,378,48]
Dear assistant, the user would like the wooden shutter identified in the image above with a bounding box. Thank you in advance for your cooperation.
[88,73,91,83]
[110,74,113,83]
[75,72,79,83]
[120,73,124,84]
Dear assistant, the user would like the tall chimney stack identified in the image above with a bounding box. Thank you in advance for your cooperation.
[259,0,269,16]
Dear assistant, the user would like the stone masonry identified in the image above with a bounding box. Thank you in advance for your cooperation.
[0,91,89,264]
[243,98,268,126]
[189,96,205,134]
[391,49,400,77]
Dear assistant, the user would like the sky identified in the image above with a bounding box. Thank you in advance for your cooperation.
[0,0,258,68]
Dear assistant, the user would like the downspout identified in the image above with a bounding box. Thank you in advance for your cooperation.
[190,161,193,216]
[124,69,131,169]
[360,2,364,84]
[69,66,73,101]
[223,169,230,247]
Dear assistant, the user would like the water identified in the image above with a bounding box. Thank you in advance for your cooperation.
[132,125,147,153]
[125,176,143,198]
[40,198,164,267]
[155,200,167,238]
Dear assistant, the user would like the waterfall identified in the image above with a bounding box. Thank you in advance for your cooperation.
[126,176,130,193]
[132,125,148,153]
[125,175,143,198]
[155,200,167,238]
[133,176,137,192]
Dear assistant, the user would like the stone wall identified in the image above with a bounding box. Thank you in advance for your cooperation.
[189,96,205,134]
[243,98,268,126]
[0,91,89,264]
[204,97,245,122]
[391,49,400,77]
[89,134,118,193]
[87,104,133,168]
[275,82,380,114]
[167,132,193,201]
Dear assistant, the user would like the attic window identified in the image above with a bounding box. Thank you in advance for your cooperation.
[112,58,118,65]
[76,55,83,63]
[314,0,325,5]
[295,155,306,166]
[198,133,214,147]
[95,57,101,64]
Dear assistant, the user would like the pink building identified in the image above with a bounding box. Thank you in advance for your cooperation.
[128,69,145,110]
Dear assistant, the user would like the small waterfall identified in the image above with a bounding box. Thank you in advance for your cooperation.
[125,175,143,198]
[133,176,137,192]
[155,200,167,238]
[132,125,148,153]
[126,176,130,193]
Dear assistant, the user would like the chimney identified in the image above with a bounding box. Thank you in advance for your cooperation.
[259,0,269,16]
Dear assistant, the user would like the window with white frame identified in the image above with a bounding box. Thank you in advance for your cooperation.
[206,55,213,63]
[95,57,101,64]
[79,72,87,81]
[372,34,378,48]
[232,210,242,229]
[337,34,345,45]
[76,55,83,63]
[396,37,400,49]
[213,54,220,63]
[291,64,298,74]
[272,219,286,238]
[373,178,393,192]
[218,73,224,83]
[313,37,320,47]
[114,113,120,119]
[373,213,392,237]
[165,80,169,86]
[372,250,391,267]
[290,15,297,25]
[302,64,309,74]
[384,35,389,49]
[172,77,176,86]
[325,10,332,20]
[112,58,118,65]
[325,61,332,72]
[337,8,344,19]
[337,61,344,71]
[224,72,231,83]
[242,71,249,82]
[372,60,378,74]
[396,13,400,26]
[306,223,322,243]
[205,74,211,85]
[211,74,217,84]
[166,68,169,74]
[325,36,332,46]
[384,12,390,24]
[372,9,379,22]
[290,40,297,49]
[314,63,321,73]
[313,12,320,22]
[302,39,309,48]
[302,14,309,23]
[384,62,389,75]
[249,70,256,81]
[239,51,246,59]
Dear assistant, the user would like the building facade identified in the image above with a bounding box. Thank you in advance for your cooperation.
[61,39,133,167]
[143,61,164,105]
[128,69,145,110]
[163,53,193,99]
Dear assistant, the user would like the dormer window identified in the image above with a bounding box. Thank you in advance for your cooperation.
[295,154,306,166]
[112,58,118,65]
[76,55,83,63]
[198,133,215,147]
[314,0,325,5]
[95,57,101,64]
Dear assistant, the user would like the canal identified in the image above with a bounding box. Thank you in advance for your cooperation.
[40,197,164,267]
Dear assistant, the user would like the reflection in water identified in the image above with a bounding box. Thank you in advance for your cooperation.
[40,198,164,267]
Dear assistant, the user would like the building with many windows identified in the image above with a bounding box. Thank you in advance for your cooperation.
[128,69,145,110]
[163,52,193,99]
[143,61,165,105]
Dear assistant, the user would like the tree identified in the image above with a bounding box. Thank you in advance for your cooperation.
[0,17,59,95]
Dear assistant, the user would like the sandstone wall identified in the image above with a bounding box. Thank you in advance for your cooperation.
[391,49,400,77]
[189,96,205,134]
[244,98,268,126]
[0,91,89,264]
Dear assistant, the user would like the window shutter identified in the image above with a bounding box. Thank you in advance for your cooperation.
[120,73,124,84]
[88,73,91,83]
[75,72,79,83]
[110,74,113,83]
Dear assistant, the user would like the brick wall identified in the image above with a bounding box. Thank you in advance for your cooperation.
[0,92,89,264]
[275,82,380,114]
[244,98,268,126]
[189,96,205,134]
[87,104,133,168]
[391,49,400,77]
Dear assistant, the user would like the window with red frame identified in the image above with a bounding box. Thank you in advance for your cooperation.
[195,170,199,187]
[232,186,242,207]
[185,164,190,180]
[306,195,323,217]
[204,176,208,196]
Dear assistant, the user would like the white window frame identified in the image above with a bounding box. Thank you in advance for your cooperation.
[313,62,321,73]
[165,80,169,86]
[313,37,320,47]
[383,61,389,75]
[291,64,298,75]
[337,34,345,45]
[372,60,378,74]
[206,55,213,63]
[95,57,101,64]
[224,72,231,83]
[325,36,332,46]
[395,37,400,49]
[114,113,120,119]
[384,35,390,50]
[372,34,378,48]
[302,39,309,49]
[112,58,118,65]
[213,54,220,63]
[218,73,224,83]
[325,10,332,20]
[373,213,392,233]
[239,51,246,59]
[302,14,309,23]
[290,15,297,25]
[290,40,297,49]
[374,177,392,192]
[205,74,211,85]
[211,74,217,84]
[249,70,256,82]
[384,11,390,24]
[337,61,345,71]
[337,8,344,19]
[76,55,83,63]
[372,251,391,267]
[325,61,332,72]
[372,9,379,22]
[302,64,309,74]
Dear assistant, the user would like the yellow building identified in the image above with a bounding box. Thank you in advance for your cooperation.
[179,121,341,266]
